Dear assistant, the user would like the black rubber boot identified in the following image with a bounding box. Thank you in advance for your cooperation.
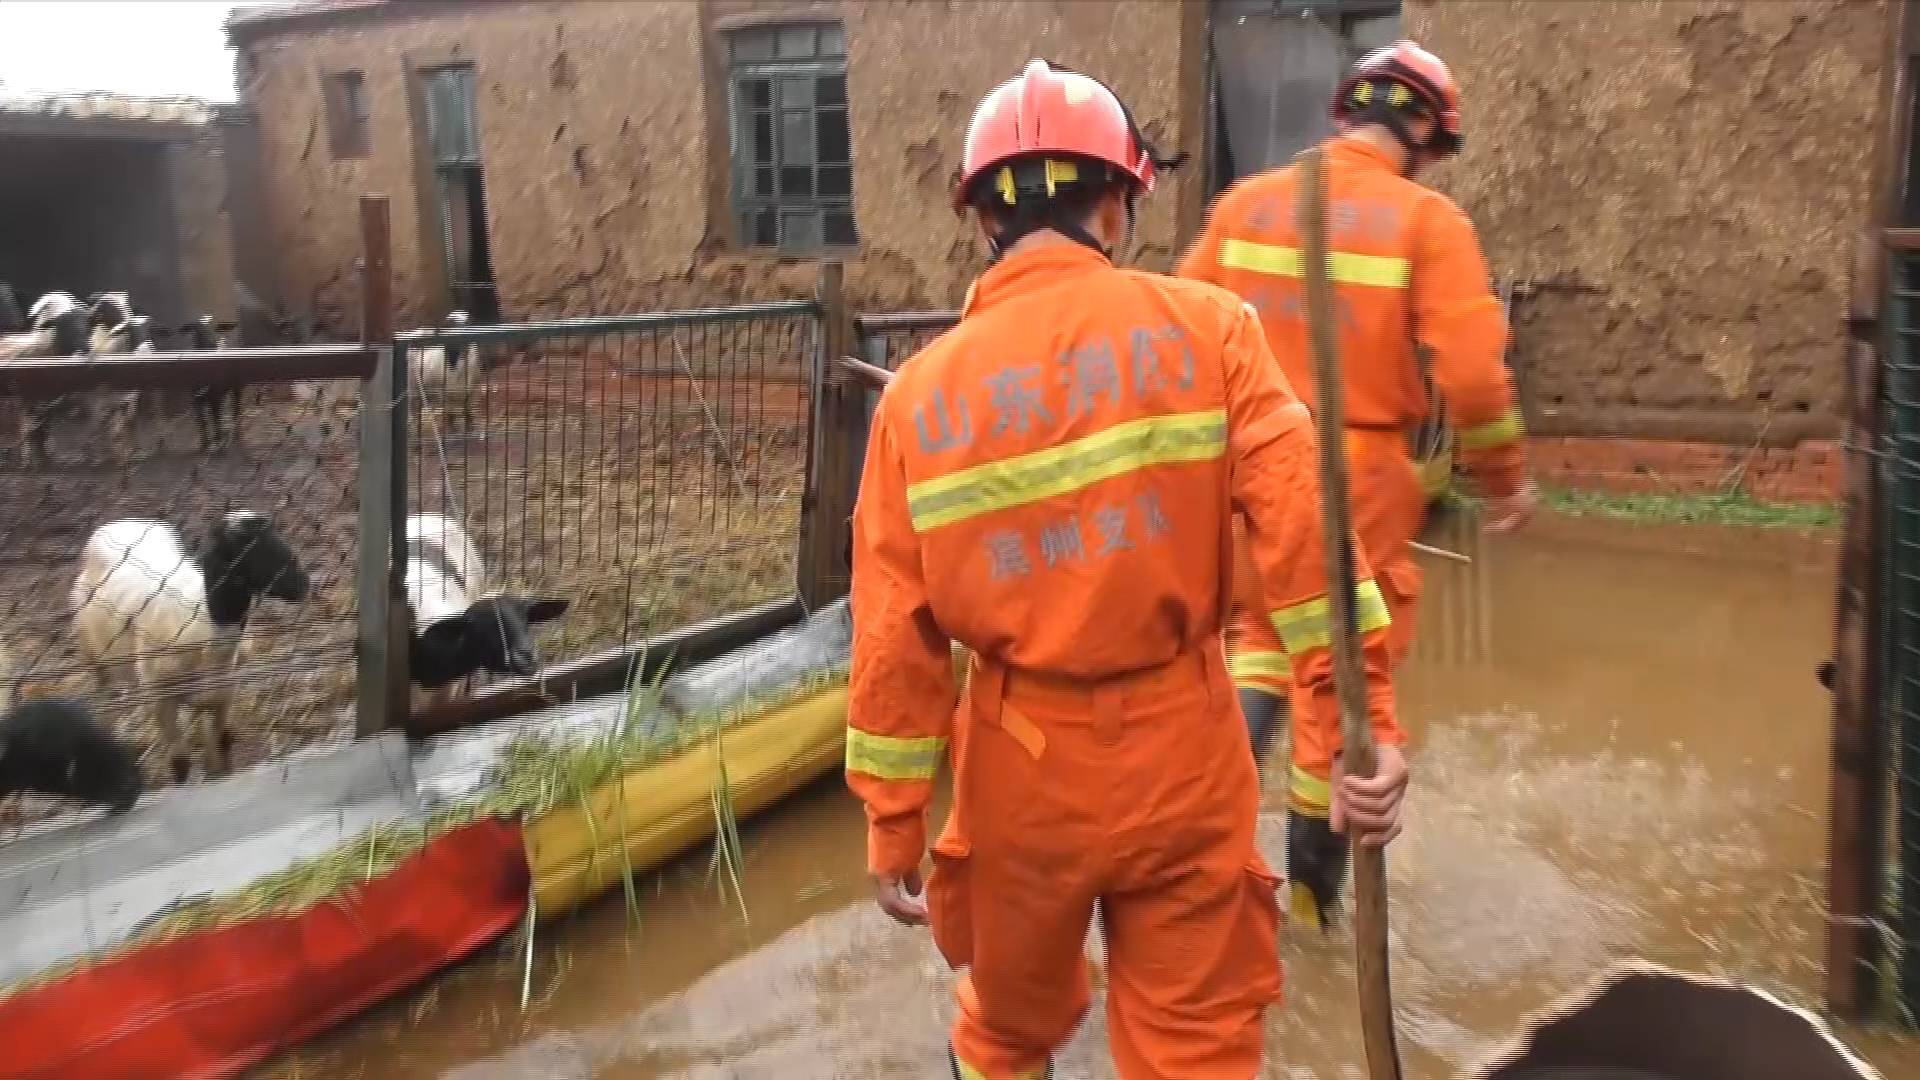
[1287,807,1351,932]
[1238,685,1285,769]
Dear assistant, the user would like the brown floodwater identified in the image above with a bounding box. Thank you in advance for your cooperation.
[258,514,1920,1079]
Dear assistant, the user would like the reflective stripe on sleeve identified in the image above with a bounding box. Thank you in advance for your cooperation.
[1270,578,1392,655]
[1458,406,1525,451]
[846,729,947,781]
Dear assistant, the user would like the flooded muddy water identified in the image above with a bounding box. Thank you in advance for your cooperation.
[260,515,1920,1079]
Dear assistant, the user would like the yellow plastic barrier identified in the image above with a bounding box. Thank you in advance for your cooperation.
[524,688,849,919]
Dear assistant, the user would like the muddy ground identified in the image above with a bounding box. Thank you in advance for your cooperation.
[256,513,1920,1079]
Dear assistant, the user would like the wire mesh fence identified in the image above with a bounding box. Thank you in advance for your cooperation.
[1881,250,1920,1020]
[396,304,818,704]
[849,309,958,487]
[0,344,375,827]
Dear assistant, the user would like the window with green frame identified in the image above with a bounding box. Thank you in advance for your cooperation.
[726,22,856,251]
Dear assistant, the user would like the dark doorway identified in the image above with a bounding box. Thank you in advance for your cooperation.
[1207,1,1400,194]
[0,135,186,325]
[422,65,500,323]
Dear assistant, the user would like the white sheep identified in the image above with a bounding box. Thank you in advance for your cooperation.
[402,512,567,707]
[2,292,93,464]
[71,511,310,783]
[408,310,481,435]
[87,292,153,447]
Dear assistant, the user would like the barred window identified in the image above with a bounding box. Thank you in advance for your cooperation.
[727,22,856,251]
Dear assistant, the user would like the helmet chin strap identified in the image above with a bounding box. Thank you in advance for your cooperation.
[1348,100,1431,177]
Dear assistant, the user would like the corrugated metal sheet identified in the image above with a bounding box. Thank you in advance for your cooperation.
[0,92,215,128]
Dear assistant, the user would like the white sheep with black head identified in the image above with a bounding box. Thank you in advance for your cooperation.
[2,292,93,464]
[71,511,310,783]
[403,512,568,706]
[86,291,154,448]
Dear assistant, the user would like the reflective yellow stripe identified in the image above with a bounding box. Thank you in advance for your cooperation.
[955,1059,1049,1080]
[1270,578,1391,655]
[906,409,1227,532]
[1290,763,1331,816]
[846,729,946,781]
[1229,650,1293,686]
[1458,406,1525,451]
[1217,237,1411,289]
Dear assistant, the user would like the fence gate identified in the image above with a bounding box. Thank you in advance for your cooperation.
[1882,248,1920,1021]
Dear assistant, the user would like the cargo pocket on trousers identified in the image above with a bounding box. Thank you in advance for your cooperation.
[1239,859,1286,1004]
[927,836,974,970]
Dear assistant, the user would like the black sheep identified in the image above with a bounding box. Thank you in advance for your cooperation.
[0,283,23,334]
[183,315,241,451]
[0,697,144,814]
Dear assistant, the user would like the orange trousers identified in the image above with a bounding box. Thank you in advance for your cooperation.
[926,646,1283,1079]
[1228,429,1425,816]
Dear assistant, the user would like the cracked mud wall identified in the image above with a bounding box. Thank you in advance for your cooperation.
[170,126,240,326]
[1408,0,1885,442]
[237,0,1199,334]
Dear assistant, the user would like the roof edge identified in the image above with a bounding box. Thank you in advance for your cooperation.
[227,1,461,45]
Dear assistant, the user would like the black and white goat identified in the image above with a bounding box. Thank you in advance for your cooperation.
[71,511,310,783]
[403,512,567,706]
[87,291,155,447]
[2,292,93,464]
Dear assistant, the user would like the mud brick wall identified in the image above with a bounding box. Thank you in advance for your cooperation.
[232,0,1202,333]
[1409,0,1885,445]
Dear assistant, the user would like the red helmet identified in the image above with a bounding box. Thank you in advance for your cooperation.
[1332,40,1463,155]
[954,59,1157,212]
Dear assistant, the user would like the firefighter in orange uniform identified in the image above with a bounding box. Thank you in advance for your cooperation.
[844,60,1410,1079]
[1178,40,1537,930]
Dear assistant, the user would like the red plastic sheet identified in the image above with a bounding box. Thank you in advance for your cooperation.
[0,817,529,1080]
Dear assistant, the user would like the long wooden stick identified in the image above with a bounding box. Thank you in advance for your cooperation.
[1296,145,1404,1080]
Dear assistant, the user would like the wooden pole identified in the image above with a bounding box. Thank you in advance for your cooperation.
[1296,145,1403,1080]
[799,262,856,608]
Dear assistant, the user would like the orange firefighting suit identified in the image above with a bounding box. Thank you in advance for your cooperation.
[845,242,1403,1079]
[1177,135,1523,830]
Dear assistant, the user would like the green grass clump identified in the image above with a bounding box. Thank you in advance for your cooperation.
[1434,483,1839,531]
[1537,488,1841,530]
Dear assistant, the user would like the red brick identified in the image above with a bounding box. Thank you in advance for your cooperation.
[1527,436,1840,504]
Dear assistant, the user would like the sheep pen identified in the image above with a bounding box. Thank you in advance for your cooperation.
[0,312,812,833]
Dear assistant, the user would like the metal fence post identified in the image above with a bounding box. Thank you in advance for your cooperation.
[355,194,409,737]
[357,342,396,737]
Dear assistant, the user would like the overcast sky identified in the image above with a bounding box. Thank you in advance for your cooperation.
[0,1,242,102]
